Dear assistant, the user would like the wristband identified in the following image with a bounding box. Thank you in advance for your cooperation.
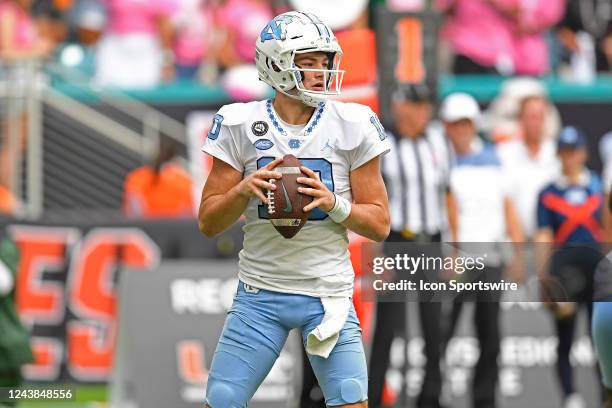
[327,194,351,223]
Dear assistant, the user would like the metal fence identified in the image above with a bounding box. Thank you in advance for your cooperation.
[0,60,188,219]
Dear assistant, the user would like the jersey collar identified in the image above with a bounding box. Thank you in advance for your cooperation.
[555,169,591,189]
[266,99,326,137]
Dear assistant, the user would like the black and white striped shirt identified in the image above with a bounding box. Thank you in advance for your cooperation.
[382,124,451,235]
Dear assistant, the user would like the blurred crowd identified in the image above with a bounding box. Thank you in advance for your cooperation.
[0,0,610,91]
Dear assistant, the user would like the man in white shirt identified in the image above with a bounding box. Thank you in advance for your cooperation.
[441,93,522,408]
[497,95,560,239]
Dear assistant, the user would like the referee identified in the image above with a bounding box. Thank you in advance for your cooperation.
[369,83,453,408]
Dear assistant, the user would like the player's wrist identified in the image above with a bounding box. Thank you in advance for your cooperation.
[234,180,252,200]
[319,192,336,212]
[326,193,351,223]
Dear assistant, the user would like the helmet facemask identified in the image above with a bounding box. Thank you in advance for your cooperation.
[288,50,345,106]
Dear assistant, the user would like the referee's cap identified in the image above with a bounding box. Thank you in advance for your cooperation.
[440,92,480,123]
[392,83,432,103]
[557,126,587,150]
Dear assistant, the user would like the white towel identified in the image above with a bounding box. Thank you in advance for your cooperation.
[306,297,351,358]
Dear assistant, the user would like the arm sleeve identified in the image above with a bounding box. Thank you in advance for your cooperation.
[201,116,244,173]
[350,115,391,171]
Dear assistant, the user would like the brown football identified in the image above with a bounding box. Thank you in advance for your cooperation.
[267,154,313,239]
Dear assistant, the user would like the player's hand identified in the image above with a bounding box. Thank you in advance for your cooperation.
[297,166,335,212]
[236,157,283,203]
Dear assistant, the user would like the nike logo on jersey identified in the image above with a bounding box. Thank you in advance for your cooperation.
[321,139,334,152]
[281,181,293,213]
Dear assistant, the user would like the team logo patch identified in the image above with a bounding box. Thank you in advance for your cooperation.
[254,139,274,150]
[370,115,387,141]
[251,121,269,137]
[289,139,301,149]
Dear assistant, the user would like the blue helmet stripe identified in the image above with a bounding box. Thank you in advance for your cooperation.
[301,12,323,37]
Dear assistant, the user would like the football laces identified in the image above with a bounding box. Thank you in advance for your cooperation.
[267,179,276,214]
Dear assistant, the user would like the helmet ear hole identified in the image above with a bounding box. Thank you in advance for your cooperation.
[272,62,281,73]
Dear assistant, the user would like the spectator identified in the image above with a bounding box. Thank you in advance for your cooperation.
[171,0,215,81]
[556,0,612,73]
[0,233,34,408]
[0,0,54,187]
[56,0,106,76]
[441,92,523,408]
[497,94,561,239]
[535,126,604,408]
[0,184,17,215]
[123,137,194,218]
[288,0,370,30]
[31,0,70,46]
[436,0,565,76]
[214,0,273,100]
[369,83,452,408]
[94,0,177,88]
[214,0,273,68]
[485,78,561,144]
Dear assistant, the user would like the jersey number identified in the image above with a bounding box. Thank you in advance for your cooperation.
[257,157,334,221]
[207,114,224,140]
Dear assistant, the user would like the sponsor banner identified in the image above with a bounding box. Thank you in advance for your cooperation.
[381,303,600,408]
[111,261,301,408]
[0,218,242,383]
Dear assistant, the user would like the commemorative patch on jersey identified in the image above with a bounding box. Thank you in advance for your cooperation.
[254,139,274,150]
[370,115,386,141]
[289,139,301,149]
[251,121,269,137]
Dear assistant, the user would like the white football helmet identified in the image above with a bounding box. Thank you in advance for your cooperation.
[255,11,345,107]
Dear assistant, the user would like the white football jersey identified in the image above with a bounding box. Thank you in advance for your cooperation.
[202,99,390,297]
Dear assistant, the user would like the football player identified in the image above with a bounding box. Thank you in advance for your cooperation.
[198,11,391,408]
[593,192,612,408]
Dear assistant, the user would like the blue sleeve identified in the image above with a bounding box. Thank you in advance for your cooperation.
[537,189,553,229]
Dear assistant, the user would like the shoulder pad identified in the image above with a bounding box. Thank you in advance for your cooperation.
[216,102,259,126]
[335,102,375,123]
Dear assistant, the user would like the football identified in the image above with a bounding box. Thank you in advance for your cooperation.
[267,154,313,239]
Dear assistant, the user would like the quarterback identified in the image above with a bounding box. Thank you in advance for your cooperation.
[199,11,390,408]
